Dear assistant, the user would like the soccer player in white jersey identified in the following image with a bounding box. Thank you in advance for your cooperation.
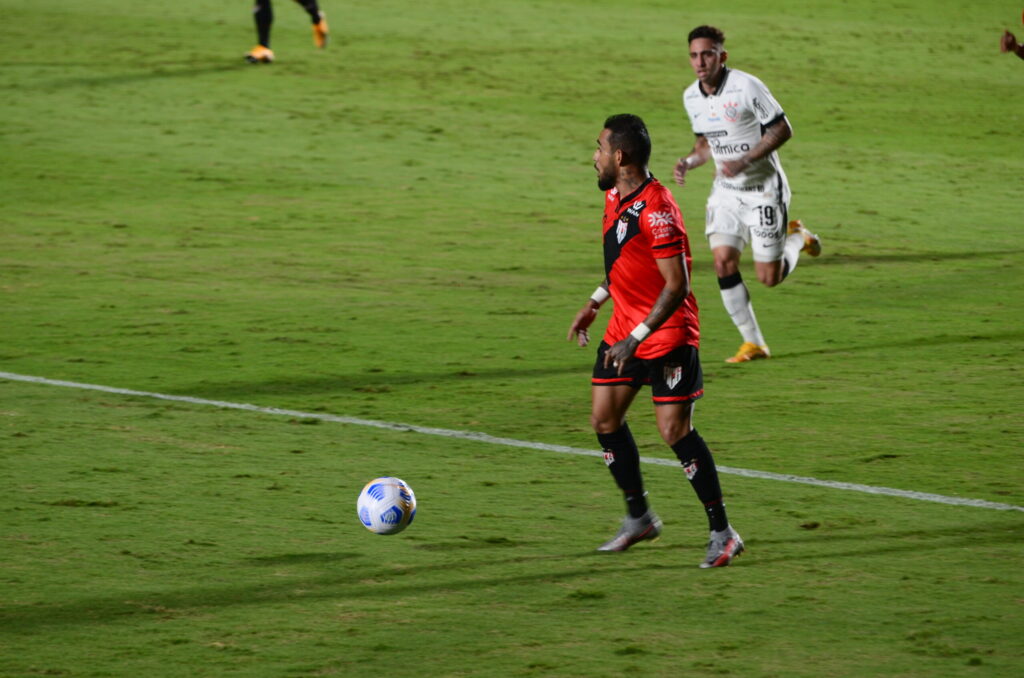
[673,25,821,363]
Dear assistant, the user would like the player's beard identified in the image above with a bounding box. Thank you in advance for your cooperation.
[596,166,616,191]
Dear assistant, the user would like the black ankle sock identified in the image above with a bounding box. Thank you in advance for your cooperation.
[671,429,728,531]
[254,0,273,47]
[597,424,648,518]
[293,0,322,22]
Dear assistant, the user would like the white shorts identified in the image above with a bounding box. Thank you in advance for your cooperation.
[705,182,791,262]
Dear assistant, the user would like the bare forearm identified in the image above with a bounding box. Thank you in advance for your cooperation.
[684,137,711,168]
[644,285,687,332]
[744,118,791,164]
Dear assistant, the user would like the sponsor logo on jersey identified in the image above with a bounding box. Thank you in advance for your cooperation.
[753,96,768,118]
[651,213,675,231]
[752,226,783,240]
[664,365,683,389]
[683,459,698,480]
[616,219,628,243]
[704,130,729,138]
[649,211,678,240]
[648,211,675,227]
[624,200,646,219]
[710,139,752,155]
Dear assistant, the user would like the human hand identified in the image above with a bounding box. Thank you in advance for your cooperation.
[673,157,690,186]
[719,157,750,178]
[603,337,639,375]
[567,304,598,347]
[1001,30,1019,53]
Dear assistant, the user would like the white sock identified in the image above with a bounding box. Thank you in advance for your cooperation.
[719,276,766,346]
[782,231,803,279]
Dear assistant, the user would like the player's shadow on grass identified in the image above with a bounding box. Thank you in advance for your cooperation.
[1,521,1015,632]
[246,552,362,565]
[776,329,1023,360]
[17,62,246,90]
[732,520,1023,567]
[178,364,587,399]
[812,249,1024,266]
[691,249,1024,271]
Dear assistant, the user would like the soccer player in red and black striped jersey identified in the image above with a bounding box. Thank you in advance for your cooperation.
[567,114,743,568]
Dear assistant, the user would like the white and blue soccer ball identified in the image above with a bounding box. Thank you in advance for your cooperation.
[357,477,417,535]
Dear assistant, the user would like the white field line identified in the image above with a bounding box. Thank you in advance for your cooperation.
[1,370,1021,513]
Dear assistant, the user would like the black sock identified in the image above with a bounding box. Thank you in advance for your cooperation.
[671,429,728,532]
[253,0,273,47]
[717,271,743,290]
[293,0,322,22]
[597,423,648,518]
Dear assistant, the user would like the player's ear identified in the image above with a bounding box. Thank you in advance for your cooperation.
[720,49,728,64]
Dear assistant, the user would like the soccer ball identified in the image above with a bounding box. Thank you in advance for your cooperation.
[356,477,417,535]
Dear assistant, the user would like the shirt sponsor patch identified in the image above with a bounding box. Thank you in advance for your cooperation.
[648,211,675,227]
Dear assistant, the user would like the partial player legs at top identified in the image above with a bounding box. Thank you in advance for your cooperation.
[245,0,330,64]
[292,0,330,48]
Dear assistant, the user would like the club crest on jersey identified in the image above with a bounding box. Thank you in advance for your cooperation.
[616,219,628,243]
[603,450,615,466]
[683,460,698,480]
[664,365,683,390]
[723,101,739,122]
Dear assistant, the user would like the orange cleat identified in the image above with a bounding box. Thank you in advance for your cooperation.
[245,45,275,64]
[725,342,770,363]
[788,219,821,257]
[312,11,329,49]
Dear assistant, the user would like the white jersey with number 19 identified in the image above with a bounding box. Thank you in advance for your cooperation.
[682,66,790,198]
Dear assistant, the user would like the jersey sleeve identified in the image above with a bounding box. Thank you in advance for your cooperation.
[641,196,685,259]
[745,75,786,127]
[682,88,705,136]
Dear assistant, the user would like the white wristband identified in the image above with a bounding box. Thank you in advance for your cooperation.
[684,155,699,169]
[630,322,651,342]
[590,286,610,305]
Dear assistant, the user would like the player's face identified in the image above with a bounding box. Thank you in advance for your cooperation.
[689,38,726,83]
[594,129,618,191]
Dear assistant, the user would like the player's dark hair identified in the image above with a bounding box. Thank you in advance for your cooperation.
[688,25,725,46]
[603,114,651,169]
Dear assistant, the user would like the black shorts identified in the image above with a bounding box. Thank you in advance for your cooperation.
[592,341,704,406]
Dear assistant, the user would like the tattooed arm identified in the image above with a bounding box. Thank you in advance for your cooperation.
[603,256,690,375]
[719,116,792,178]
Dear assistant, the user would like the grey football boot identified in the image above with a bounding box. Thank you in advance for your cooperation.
[596,512,663,552]
[699,526,744,568]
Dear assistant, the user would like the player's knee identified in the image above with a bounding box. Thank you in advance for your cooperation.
[657,419,691,446]
[591,412,621,434]
[713,257,738,278]
[757,264,785,287]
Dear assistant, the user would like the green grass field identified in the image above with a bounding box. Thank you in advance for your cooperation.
[2,0,1022,676]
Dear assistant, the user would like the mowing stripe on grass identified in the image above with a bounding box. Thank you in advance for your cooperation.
[2,370,1021,513]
